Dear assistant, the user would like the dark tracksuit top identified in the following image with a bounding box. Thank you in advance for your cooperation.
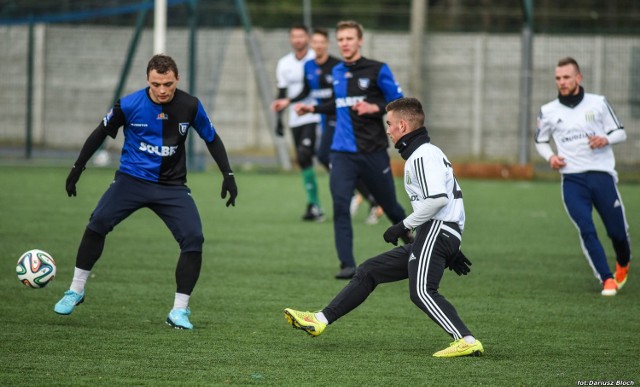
[314,56,406,269]
[293,55,342,128]
[315,56,403,153]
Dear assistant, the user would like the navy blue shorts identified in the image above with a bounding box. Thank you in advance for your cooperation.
[87,171,204,252]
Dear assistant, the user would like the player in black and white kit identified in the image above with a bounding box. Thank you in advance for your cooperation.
[53,55,237,330]
[271,24,324,221]
[284,98,484,358]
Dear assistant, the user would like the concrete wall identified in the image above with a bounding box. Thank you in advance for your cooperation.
[1,25,638,164]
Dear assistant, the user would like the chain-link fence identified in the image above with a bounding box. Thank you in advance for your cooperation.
[1,1,638,173]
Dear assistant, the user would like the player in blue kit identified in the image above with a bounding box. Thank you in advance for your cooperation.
[287,27,384,225]
[296,21,411,279]
[535,57,631,296]
[54,54,238,329]
[285,28,341,171]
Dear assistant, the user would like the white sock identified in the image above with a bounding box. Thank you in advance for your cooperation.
[315,312,329,324]
[173,293,190,310]
[463,335,476,344]
[69,267,91,294]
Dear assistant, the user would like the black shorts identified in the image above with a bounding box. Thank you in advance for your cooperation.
[87,171,204,252]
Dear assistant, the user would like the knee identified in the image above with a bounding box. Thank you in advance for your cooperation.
[353,261,378,286]
[331,189,352,215]
[297,144,313,169]
[608,230,628,243]
[180,233,204,252]
[333,199,350,219]
[88,213,114,235]
[580,230,598,242]
[409,284,437,307]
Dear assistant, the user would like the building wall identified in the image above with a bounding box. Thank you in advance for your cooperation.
[1,25,638,164]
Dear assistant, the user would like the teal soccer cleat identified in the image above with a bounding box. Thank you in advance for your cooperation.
[54,289,85,315]
[166,308,193,330]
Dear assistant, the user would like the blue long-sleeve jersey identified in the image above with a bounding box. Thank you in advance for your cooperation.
[291,55,341,132]
[101,88,216,185]
[316,57,403,153]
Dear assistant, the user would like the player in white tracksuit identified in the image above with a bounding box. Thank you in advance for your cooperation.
[284,97,483,358]
[535,57,631,296]
[271,24,323,221]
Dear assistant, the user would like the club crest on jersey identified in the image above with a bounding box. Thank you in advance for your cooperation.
[358,78,370,90]
[585,111,595,122]
[405,173,411,185]
[157,113,169,120]
[344,72,353,79]
[178,123,189,136]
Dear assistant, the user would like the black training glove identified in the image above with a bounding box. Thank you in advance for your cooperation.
[275,116,284,137]
[383,222,410,246]
[221,172,237,207]
[448,250,472,276]
[65,165,85,197]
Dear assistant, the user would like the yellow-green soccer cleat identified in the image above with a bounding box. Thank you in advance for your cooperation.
[433,338,484,358]
[284,308,326,337]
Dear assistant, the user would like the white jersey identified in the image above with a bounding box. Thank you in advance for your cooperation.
[535,93,625,177]
[403,142,465,233]
[275,50,320,127]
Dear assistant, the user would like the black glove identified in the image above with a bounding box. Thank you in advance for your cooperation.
[65,165,85,197]
[448,250,472,276]
[383,222,410,246]
[275,115,284,137]
[221,172,237,207]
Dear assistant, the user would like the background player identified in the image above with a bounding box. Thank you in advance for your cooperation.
[271,24,324,222]
[283,27,384,225]
[285,97,483,358]
[54,54,238,329]
[535,57,631,296]
[295,20,411,279]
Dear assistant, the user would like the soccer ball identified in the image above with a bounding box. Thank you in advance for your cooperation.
[16,249,57,288]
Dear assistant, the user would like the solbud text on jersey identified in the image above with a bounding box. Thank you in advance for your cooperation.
[139,142,178,157]
[336,96,365,108]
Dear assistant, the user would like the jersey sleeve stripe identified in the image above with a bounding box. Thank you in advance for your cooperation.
[603,98,624,129]
[413,157,429,199]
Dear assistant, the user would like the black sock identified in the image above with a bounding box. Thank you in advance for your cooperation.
[76,228,106,271]
[175,251,202,295]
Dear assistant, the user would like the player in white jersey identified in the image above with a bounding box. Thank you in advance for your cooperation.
[283,97,483,358]
[271,24,323,221]
[535,57,631,296]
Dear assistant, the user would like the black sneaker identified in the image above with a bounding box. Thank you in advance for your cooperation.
[335,266,356,279]
[302,204,325,222]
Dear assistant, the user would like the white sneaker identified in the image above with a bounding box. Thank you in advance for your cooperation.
[365,206,384,225]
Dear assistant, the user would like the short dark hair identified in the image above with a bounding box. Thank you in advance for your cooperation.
[147,54,179,79]
[313,27,329,40]
[557,57,581,74]
[289,23,309,34]
[336,20,364,39]
[386,97,425,129]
